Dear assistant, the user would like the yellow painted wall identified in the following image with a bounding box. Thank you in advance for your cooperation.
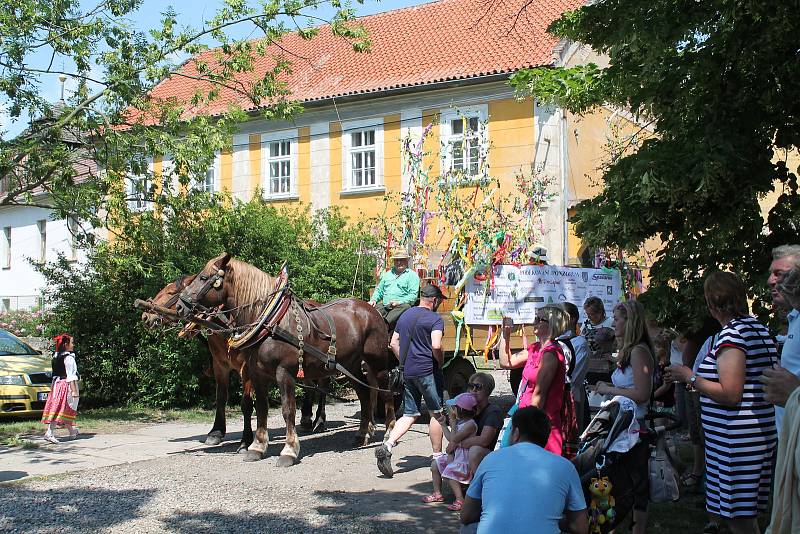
[565,108,655,264]
[488,98,536,183]
[383,114,402,197]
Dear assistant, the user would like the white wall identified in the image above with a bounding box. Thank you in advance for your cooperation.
[533,102,567,266]
[0,205,88,310]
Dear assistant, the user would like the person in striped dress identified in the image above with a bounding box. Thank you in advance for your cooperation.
[666,271,777,534]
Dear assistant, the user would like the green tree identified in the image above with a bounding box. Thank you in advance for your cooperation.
[0,0,368,231]
[38,191,377,408]
[510,0,800,329]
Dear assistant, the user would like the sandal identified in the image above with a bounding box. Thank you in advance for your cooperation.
[422,493,444,503]
[681,472,701,488]
[447,500,463,511]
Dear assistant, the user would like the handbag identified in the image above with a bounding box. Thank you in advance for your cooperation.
[495,380,528,450]
[388,314,421,396]
[648,435,680,503]
[561,384,579,459]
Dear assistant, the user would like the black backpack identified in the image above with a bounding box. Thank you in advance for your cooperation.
[557,336,578,385]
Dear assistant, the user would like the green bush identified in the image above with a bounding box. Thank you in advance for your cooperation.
[38,192,377,408]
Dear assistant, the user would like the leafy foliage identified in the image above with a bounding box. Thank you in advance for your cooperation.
[0,0,369,230]
[510,0,800,330]
[38,192,377,407]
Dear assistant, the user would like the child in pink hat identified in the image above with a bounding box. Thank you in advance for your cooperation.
[423,393,478,510]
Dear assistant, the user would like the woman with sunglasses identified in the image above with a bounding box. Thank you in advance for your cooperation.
[452,372,503,477]
[499,305,570,455]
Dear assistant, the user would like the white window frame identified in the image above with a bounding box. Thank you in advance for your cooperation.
[261,130,298,200]
[194,153,220,194]
[36,220,46,264]
[440,105,489,182]
[126,174,151,211]
[341,118,384,193]
[2,226,10,269]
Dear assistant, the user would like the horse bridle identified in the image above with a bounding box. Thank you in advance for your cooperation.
[161,275,188,310]
[178,266,226,315]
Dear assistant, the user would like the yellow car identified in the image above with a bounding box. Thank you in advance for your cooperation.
[0,329,52,418]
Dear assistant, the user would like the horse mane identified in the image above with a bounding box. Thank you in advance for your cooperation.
[228,259,278,324]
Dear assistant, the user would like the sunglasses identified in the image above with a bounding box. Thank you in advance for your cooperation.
[467,382,484,391]
[533,316,547,324]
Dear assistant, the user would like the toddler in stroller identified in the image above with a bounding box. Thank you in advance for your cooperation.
[572,397,678,533]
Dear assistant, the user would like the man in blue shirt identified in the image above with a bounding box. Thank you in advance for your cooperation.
[766,245,800,431]
[460,406,588,534]
[375,283,446,478]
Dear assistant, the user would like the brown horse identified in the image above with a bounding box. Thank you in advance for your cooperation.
[141,276,328,451]
[175,252,396,466]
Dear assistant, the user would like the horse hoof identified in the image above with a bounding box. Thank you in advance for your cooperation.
[205,432,223,446]
[312,421,326,433]
[276,455,296,467]
[242,450,263,462]
[353,434,371,448]
[298,419,313,432]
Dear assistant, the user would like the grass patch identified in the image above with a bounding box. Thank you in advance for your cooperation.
[0,405,225,439]
[0,433,39,448]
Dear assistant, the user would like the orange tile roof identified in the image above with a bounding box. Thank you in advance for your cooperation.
[137,0,583,121]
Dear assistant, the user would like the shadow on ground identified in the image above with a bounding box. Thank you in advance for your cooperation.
[156,484,461,533]
[0,486,156,532]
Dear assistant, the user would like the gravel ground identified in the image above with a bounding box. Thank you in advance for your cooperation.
[1,369,515,534]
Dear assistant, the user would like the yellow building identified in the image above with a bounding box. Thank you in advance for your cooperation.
[141,0,629,268]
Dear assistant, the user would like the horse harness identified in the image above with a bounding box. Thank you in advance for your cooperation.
[180,266,391,394]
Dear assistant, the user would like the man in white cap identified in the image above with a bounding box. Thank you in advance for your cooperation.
[369,251,421,328]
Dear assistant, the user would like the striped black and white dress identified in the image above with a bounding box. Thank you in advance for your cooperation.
[697,316,778,519]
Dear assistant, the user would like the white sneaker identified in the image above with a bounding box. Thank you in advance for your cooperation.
[43,433,59,444]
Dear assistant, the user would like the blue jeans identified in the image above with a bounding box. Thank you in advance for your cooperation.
[402,372,443,416]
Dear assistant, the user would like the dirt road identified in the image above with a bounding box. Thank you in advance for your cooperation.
[0,369,515,533]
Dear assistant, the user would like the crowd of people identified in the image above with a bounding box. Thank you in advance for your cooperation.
[373,244,800,534]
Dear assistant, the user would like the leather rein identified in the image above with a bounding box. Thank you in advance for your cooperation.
[177,269,391,394]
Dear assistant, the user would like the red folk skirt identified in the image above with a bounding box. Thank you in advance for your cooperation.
[41,378,77,427]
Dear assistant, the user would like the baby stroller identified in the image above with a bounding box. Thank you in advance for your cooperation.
[572,399,679,533]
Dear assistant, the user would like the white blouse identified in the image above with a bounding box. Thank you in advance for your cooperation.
[63,353,79,382]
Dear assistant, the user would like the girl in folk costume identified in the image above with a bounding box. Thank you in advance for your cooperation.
[41,333,80,443]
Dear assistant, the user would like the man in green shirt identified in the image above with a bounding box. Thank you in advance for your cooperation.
[369,251,420,328]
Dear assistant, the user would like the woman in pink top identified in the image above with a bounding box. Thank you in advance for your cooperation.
[499,305,570,455]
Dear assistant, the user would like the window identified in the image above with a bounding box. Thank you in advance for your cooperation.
[36,220,46,264]
[441,107,488,180]
[192,167,216,194]
[2,227,9,269]
[342,120,383,192]
[127,175,151,211]
[267,141,291,195]
[193,156,217,194]
[351,130,376,188]
[261,132,297,199]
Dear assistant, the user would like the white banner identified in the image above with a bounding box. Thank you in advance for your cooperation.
[463,265,623,325]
